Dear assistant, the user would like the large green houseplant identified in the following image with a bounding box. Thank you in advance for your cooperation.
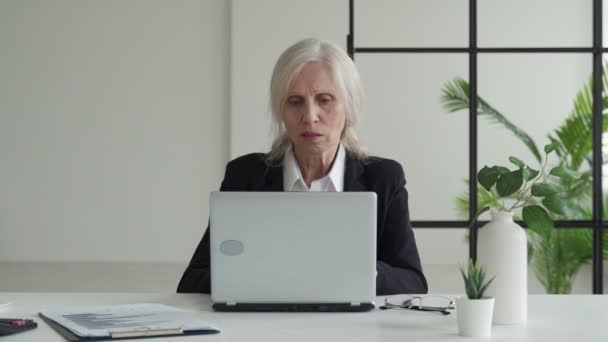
[441,67,608,294]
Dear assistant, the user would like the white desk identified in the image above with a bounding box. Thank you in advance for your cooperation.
[0,293,605,341]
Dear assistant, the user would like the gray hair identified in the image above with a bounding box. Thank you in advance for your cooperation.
[266,38,366,166]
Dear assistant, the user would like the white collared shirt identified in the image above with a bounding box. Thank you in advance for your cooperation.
[283,144,346,192]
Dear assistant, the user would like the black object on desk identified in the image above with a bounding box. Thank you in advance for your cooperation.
[0,318,38,336]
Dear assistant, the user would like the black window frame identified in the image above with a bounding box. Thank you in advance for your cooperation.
[348,0,605,294]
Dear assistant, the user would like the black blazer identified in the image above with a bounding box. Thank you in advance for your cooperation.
[177,152,428,295]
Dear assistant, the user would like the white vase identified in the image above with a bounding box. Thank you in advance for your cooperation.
[455,296,495,337]
[477,210,527,325]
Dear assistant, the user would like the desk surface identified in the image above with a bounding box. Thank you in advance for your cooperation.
[0,292,605,341]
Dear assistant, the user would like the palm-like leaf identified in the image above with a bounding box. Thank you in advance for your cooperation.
[441,78,543,163]
[547,64,608,170]
[441,66,608,169]
[528,229,592,294]
[455,180,504,220]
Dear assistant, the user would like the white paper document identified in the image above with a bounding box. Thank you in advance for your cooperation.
[40,303,220,337]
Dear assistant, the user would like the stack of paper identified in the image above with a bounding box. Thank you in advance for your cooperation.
[39,303,219,340]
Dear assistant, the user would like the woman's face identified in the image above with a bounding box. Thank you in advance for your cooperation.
[281,62,346,158]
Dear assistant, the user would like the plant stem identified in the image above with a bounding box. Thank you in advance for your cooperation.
[509,153,550,211]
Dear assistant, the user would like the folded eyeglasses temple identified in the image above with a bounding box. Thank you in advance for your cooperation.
[379,302,454,314]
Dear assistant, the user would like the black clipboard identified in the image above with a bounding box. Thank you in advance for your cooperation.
[38,313,219,341]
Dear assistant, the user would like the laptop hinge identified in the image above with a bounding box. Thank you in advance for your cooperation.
[350,302,361,306]
[226,302,237,306]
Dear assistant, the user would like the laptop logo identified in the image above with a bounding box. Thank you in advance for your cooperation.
[220,240,244,256]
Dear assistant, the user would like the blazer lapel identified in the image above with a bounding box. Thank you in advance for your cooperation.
[344,153,367,191]
[263,164,284,191]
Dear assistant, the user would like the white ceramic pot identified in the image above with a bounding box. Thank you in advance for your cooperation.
[477,210,527,325]
[455,296,495,337]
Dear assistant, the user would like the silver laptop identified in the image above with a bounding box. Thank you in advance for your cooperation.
[209,192,377,312]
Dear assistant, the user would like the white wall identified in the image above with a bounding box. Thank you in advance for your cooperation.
[0,0,229,263]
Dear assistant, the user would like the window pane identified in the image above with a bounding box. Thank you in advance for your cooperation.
[355,0,468,47]
[356,54,468,220]
[478,54,593,293]
[478,54,592,221]
[604,2,608,47]
[479,0,592,47]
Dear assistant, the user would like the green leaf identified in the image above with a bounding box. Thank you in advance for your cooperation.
[523,166,539,181]
[440,77,542,163]
[460,260,495,299]
[542,193,580,217]
[495,166,510,175]
[523,205,554,240]
[531,183,563,197]
[544,142,559,154]
[496,169,524,197]
[478,275,496,299]
[459,264,473,298]
[509,156,525,169]
[546,70,602,170]
[550,165,581,180]
[568,176,593,198]
[478,166,500,191]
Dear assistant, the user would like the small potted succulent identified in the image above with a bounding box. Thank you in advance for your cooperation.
[456,259,496,337]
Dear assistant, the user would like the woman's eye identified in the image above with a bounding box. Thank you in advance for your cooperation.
[319,97,333,105]
[287,98,303,106]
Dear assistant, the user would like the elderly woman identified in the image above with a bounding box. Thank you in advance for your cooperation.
[178,38,427,295]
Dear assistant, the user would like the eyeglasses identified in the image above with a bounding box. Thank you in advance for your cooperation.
[379,295,454,315]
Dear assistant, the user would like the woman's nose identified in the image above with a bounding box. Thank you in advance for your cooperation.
[302,102,319,124]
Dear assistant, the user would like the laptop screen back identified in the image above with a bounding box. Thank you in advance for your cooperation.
[210,192,376,305]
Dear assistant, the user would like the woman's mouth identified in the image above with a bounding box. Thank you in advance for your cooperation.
[301,131,322,139]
